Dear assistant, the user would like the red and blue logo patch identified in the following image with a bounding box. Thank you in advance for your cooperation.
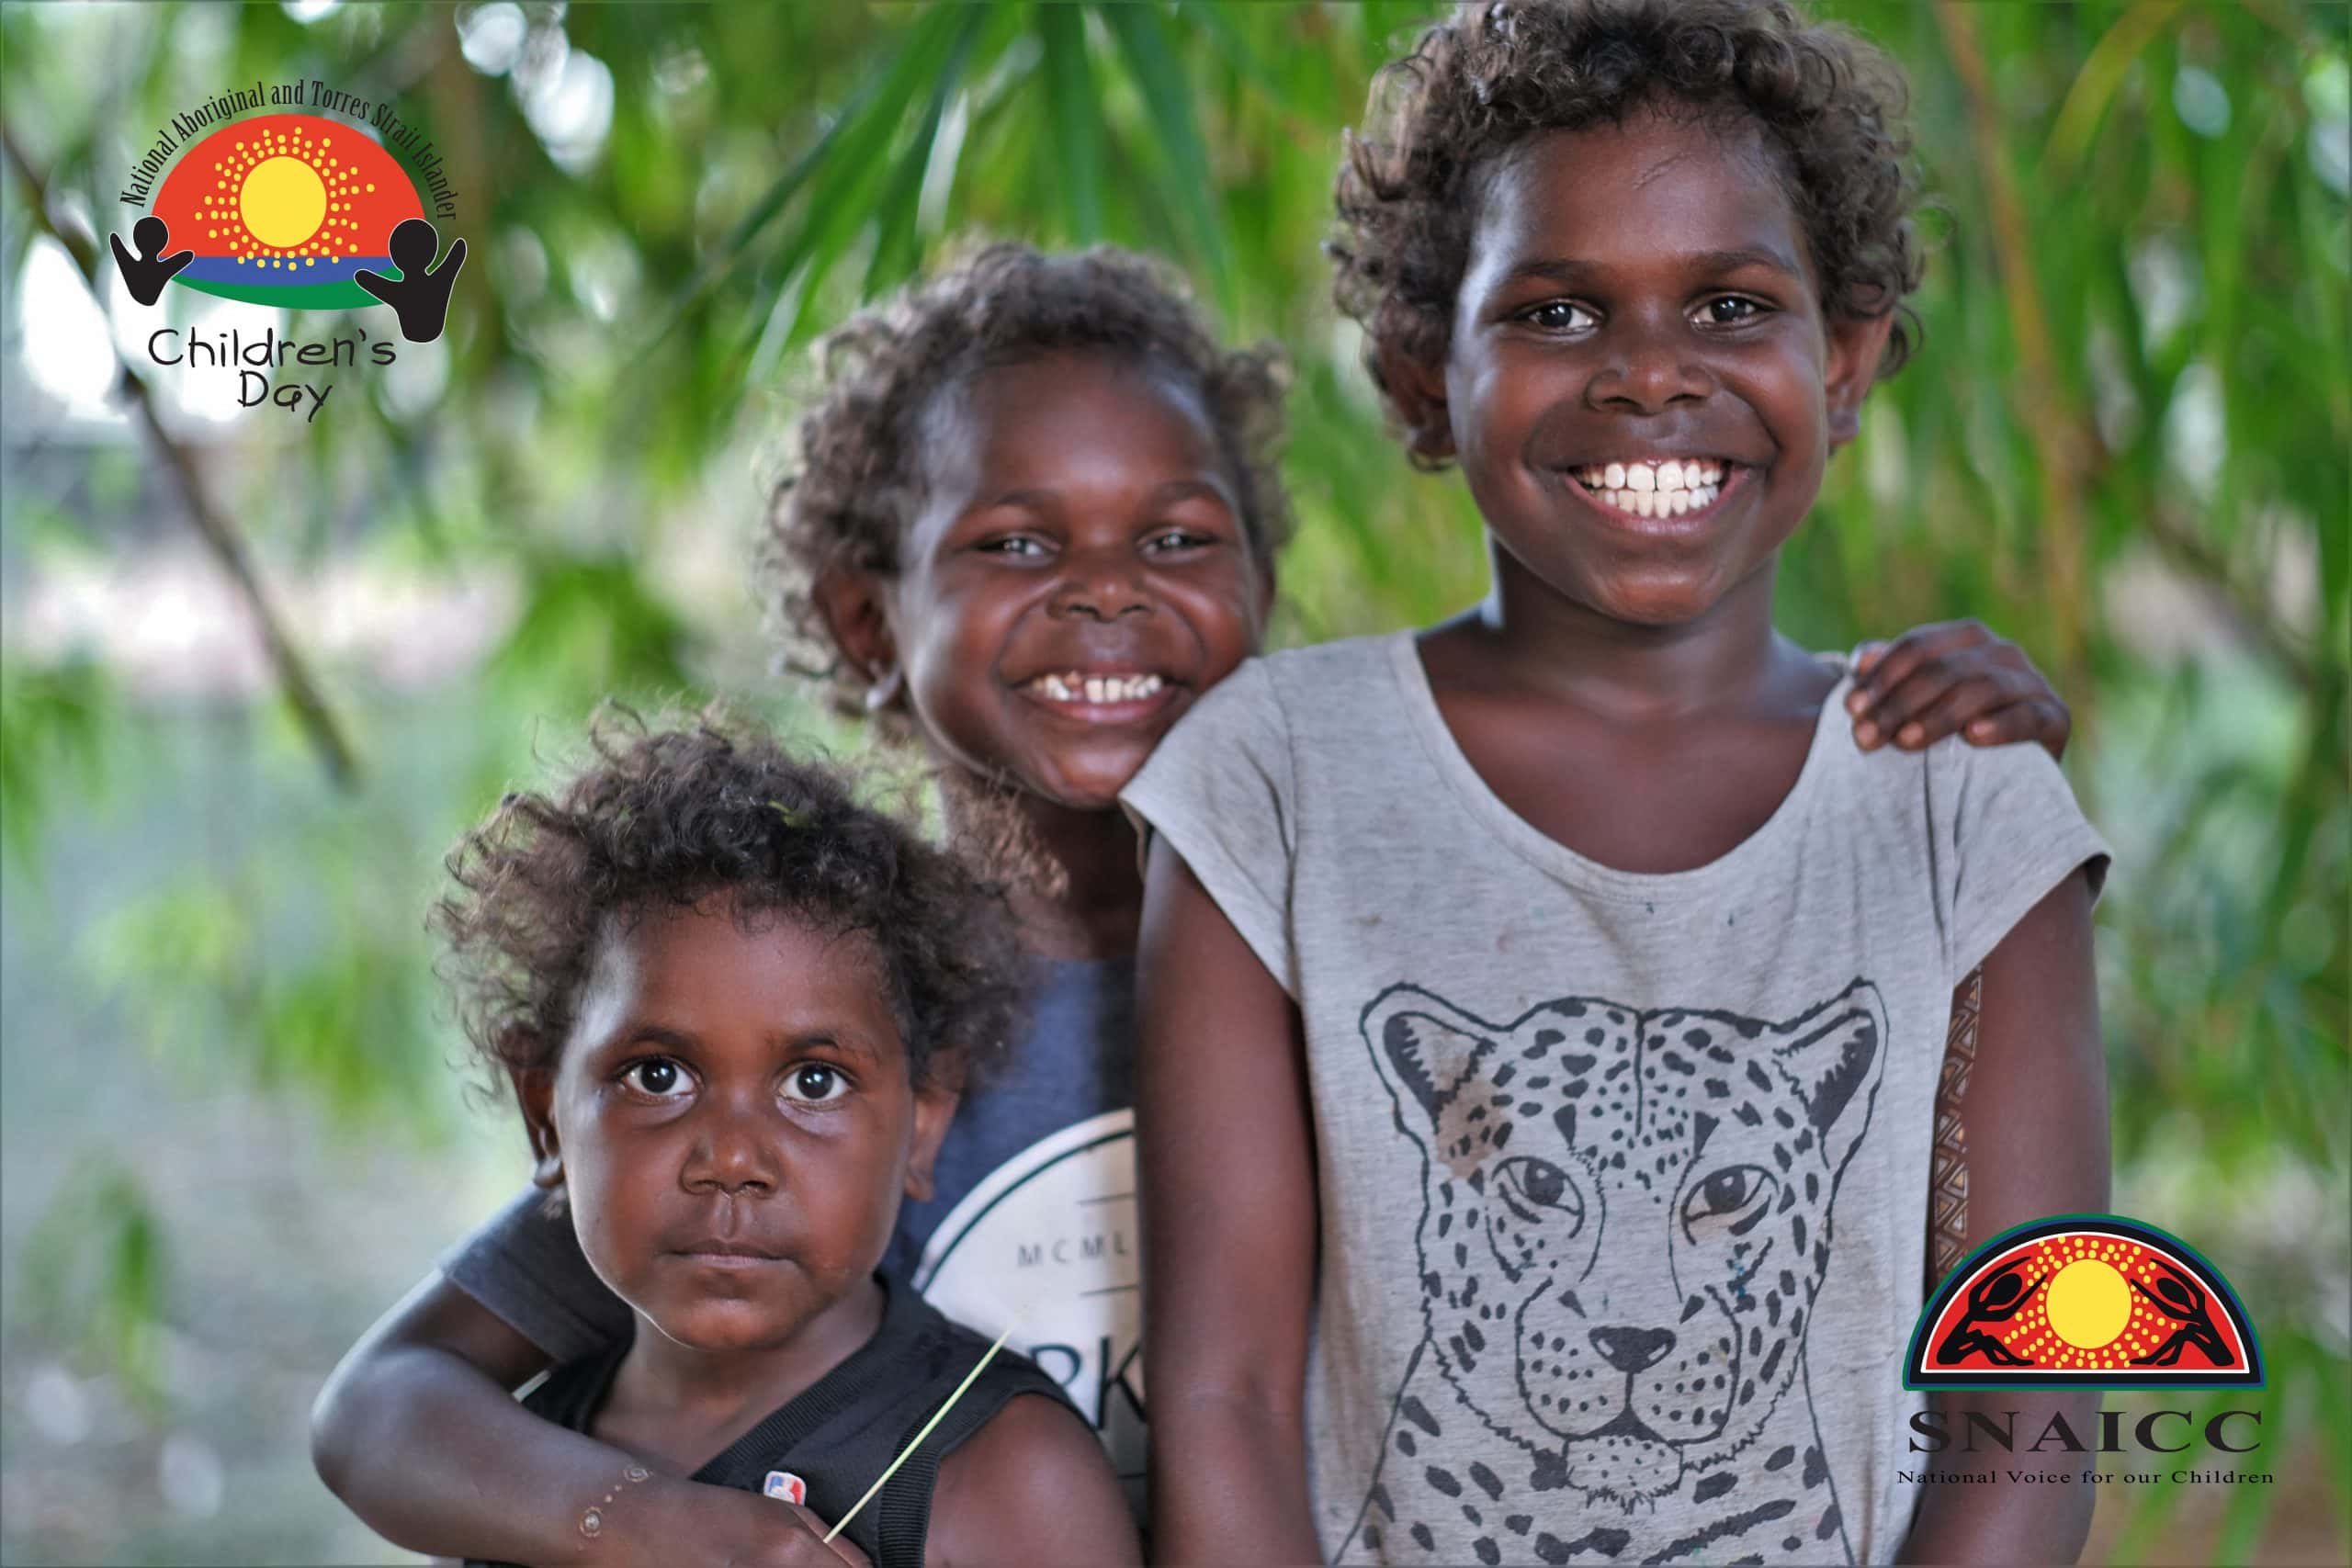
[1906,1214,2262,1390]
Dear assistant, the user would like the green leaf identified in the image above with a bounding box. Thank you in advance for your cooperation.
[1039,1,1107,242]
[1099,0,1230,293]
[0,658,109,883]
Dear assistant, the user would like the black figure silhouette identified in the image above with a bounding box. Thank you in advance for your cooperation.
[1934,1260,2043,1368]
[355,219,466,344]
[2128,1259,2233,1369]
[109,215,194,306]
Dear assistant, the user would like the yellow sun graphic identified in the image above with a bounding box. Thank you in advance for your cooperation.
[1991,1237,2173,1371]
[2044,1258,2131,1348]
[216,131,362,267]
[239,156,325,247]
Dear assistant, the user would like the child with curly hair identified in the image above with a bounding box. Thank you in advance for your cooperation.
[315,237,2073,1561]
[423,714,1136,1568]
[1125,4,2109,1564]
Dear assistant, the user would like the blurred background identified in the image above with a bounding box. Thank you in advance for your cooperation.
[0,2,2342,1563]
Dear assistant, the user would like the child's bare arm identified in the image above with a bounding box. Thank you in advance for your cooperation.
[1848,620,2072,759]
[1135,840,1325,1567]
[1896,869,2107,1566]
[311,1273,842,1567]
[928,1395,1139,1566]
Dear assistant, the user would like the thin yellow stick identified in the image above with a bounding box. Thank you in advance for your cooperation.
[821,1318,1019,1545]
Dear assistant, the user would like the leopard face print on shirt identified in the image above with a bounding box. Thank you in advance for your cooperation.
[1340,980,1887,1566]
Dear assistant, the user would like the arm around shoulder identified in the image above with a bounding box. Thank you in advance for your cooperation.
[928,1394,1139,1568]
[313,1268,865,1567]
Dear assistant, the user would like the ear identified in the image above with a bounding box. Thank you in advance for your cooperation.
[1823,311,1896,451]
[1360,984,1498,1128]
[1373,337,1456,464]
[1770,978,1888,1181]
[811,563,901,708]
[904,1077,962,1203]
[511,1062,565,1190]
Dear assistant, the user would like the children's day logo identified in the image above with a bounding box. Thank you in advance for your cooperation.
[115,111,462,343]
[1905,1214,2263,1390]
[111,84,467,377]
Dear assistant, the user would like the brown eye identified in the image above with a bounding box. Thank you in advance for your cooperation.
[976,535,1049,558]
[1521,299,1593,333]
[621,1059,690,1099]
[783,1064,847,1104]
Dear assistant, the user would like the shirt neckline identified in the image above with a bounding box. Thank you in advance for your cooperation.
[559,1273,915,1485]
[1385,628,1853,902]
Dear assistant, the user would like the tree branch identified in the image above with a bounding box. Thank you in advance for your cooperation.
[1,118,362,790]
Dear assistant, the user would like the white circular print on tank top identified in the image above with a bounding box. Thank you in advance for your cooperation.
[912,1109,1146,1507]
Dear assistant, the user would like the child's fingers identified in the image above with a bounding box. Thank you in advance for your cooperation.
[1846,620,1991,715]
[1965,695,2073,760]
[1888,672,2018,747]
[777,1506,873,1567]
[1961,703,2048,748]
[1854,657,1984,744]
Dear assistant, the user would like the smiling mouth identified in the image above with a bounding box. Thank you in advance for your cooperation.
[1015,669,1179,719]
[1564,457,1744,523]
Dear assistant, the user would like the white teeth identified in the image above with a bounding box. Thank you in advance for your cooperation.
[1032,672,1164,704]
[1578,459,1732,492]
[1587,477,1725,517]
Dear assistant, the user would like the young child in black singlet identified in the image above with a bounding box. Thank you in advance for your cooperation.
[431,714,1136,1568]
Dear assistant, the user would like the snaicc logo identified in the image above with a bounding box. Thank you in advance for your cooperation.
[1905,1214,2263,1390]
[111,109,463,344]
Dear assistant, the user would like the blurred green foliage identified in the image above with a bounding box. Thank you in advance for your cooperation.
[2,3,2345,1562]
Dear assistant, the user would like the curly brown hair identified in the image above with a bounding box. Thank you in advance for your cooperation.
[763,242,1294,722]
[1332,0,1927,463]
[432,711,1026,1099]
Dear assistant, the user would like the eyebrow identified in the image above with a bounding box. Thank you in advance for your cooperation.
[616,1022,887,1065]
[969,476,1236,515]
[1504,245,1805,284]
[1146,478,1236,510]
[975,488,1054,513]
[773,1030,885,1065]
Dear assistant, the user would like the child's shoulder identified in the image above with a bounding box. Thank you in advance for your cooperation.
[929,1382,1135,1563]
[1188,630,1412,730]
[922,1303,1140,1563]
[891,1292,1075,1416]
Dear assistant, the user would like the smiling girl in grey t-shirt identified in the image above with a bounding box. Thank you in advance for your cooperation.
[1121,6,2111,1566]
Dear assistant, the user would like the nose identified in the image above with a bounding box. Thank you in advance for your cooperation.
[681,1093,780,1197]
[1586,317,1712,414]
[1589,1325,1676,1374]
[1047,545,1150,622]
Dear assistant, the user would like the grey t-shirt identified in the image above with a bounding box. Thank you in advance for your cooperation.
[442,957,1148,1508]
[1118,632,2109,1567]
